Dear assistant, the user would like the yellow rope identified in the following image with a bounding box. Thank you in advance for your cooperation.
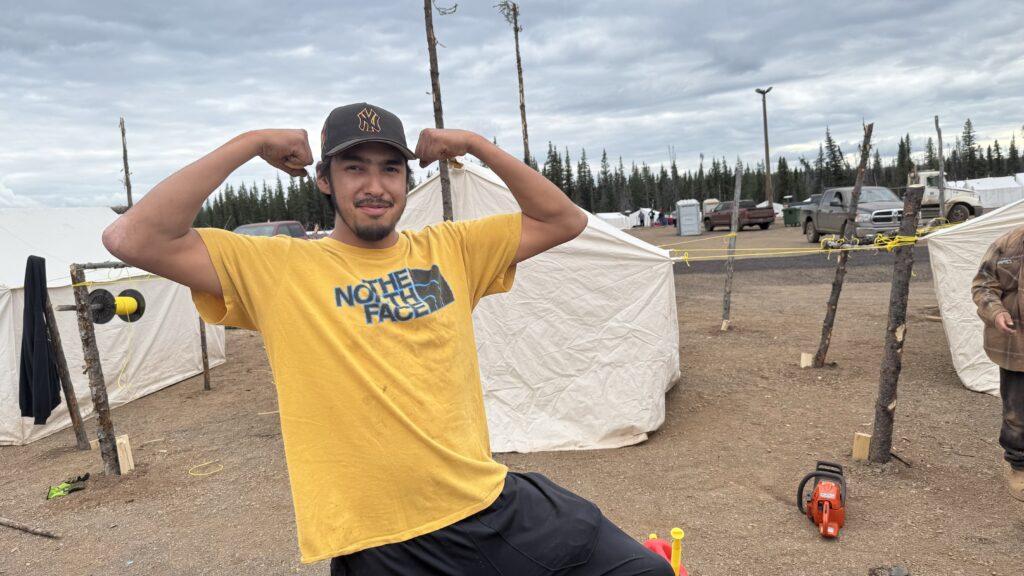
[189,460,224,477]
[658,232,736,248]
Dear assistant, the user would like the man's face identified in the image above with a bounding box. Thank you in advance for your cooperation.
[318,142,408,247]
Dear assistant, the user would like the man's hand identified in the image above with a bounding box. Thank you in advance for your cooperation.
[415,129,482,168]
[996,311,1017,334]
[256,129,314,177]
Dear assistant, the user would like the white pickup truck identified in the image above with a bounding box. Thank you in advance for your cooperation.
[911,170,982,223]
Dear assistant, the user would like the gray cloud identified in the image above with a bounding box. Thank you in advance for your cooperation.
[1,0,1021,207]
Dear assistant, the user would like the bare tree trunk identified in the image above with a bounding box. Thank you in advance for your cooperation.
[935,116,946,217]
[199,318,211,391]
[869,185,925,463]
[511,4,530,166]
[721,161,743,331]
[44,293,89,450]
[120,117,133,208]
[813,123,875,368]
[70,265,121,475]
[423,1,453,221]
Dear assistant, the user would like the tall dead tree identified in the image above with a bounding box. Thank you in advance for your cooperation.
[497,1,531,166]
[119,117,133,208]
[935,116,946,217]
[813,123,875,368]
[869,185,924,463]
[721,160,742,331]
[423,1,455,221]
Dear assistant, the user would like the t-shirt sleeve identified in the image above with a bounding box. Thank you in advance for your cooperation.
[190,228,294,331]
[454,212,523,305]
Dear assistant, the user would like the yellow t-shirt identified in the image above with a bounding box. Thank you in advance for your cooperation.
[191,213,522,562]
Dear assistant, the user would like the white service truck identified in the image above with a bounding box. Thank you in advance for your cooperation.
[910,170,983,223]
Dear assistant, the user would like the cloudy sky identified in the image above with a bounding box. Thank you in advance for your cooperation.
[2,0,1021,207]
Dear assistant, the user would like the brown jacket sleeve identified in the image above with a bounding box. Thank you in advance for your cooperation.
[972,237,1009,325]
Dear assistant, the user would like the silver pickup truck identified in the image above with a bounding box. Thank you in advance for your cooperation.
[800,186,904,243]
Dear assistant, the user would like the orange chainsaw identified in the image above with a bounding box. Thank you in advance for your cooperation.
[797,461,846,538]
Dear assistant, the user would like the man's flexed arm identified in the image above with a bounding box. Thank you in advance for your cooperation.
[415,129,587,264]
[102,130,313,296]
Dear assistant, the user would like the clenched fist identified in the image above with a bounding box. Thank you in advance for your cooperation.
[415,128,484,168]
[254,129,313,178]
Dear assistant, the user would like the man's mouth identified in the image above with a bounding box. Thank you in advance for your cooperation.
[355,199,393,216]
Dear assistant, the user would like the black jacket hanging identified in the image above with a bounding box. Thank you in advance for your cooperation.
[19,255,62,425]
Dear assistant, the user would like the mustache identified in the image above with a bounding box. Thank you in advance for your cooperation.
[355,197,394,208]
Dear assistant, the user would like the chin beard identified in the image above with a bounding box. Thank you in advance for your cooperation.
[353,223,393,242]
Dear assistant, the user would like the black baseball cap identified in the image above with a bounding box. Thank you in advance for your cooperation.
[320,103,416,160]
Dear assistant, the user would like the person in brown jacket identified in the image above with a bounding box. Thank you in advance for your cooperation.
[972,226,1024,501]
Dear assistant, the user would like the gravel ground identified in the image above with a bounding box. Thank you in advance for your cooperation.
[2,222,1022,575]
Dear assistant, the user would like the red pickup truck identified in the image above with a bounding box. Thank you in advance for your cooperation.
[702,200,776,231]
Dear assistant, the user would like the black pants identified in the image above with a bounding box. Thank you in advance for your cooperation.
[999,369,1024,470]
[331,472,673,576]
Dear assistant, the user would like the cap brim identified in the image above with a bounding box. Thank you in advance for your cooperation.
[324,138,417,160]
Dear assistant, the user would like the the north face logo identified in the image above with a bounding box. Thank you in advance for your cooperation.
[357,108,382,133]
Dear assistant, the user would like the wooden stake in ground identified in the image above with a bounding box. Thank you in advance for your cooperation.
[497,1,531,166]
[199,317,211,391]
[0,516,60,539]
[70,264,121,475]
[869,185,925,463]
[935,115,946,217]
[721,160,743,331]
[119,117,133,209]
[813,123,875,368]
[423,0,454,221]
[43,291,89,450]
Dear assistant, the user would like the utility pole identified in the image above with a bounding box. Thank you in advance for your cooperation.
[755,87,773,206]
[497,1,531,167]
[423,0,454,221]
[119,117,133,208]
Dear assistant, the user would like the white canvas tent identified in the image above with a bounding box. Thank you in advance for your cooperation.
[927,199,1024,396]
[627,208,660,228]
[399,162,680,452]
[0,208,226,445]
[595,212,630,230]
[948,176,1024,211]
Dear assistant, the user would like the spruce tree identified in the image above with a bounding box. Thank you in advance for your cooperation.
[1008,136,1021,175]
[577,148,595,213]
[563,147,575,202]
[925,137,937,170]
[597,149,612,212]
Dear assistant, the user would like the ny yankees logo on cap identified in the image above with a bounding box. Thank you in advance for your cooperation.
[357,108,382,133]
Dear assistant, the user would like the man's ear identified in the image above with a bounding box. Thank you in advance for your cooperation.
[316,161,330,194]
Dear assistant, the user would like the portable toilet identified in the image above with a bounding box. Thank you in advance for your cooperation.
[676,199,701,236]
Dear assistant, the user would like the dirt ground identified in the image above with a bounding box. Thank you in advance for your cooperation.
[3,221,1023,575]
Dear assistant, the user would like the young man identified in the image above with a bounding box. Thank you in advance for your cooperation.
[103,103,673,575]
[972,226,1024,502]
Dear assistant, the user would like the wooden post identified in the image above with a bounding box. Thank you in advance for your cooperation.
[423,0,454,222]
[935,116,946,218]
[119,117,133,208]
[869,185,925,463]
[721,161,743,331]
[43,293,89,450]
[70,265,121,475]
[813,123,875,368]
[199,317,211,391]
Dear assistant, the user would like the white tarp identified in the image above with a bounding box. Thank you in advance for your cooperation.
[0,208,226,444]
[399,162,680,452]
[926,199,1024,396]
[596,212,630,230]
[948,176,1024,211]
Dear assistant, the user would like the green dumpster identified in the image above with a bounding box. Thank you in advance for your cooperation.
[782,207,800,227]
